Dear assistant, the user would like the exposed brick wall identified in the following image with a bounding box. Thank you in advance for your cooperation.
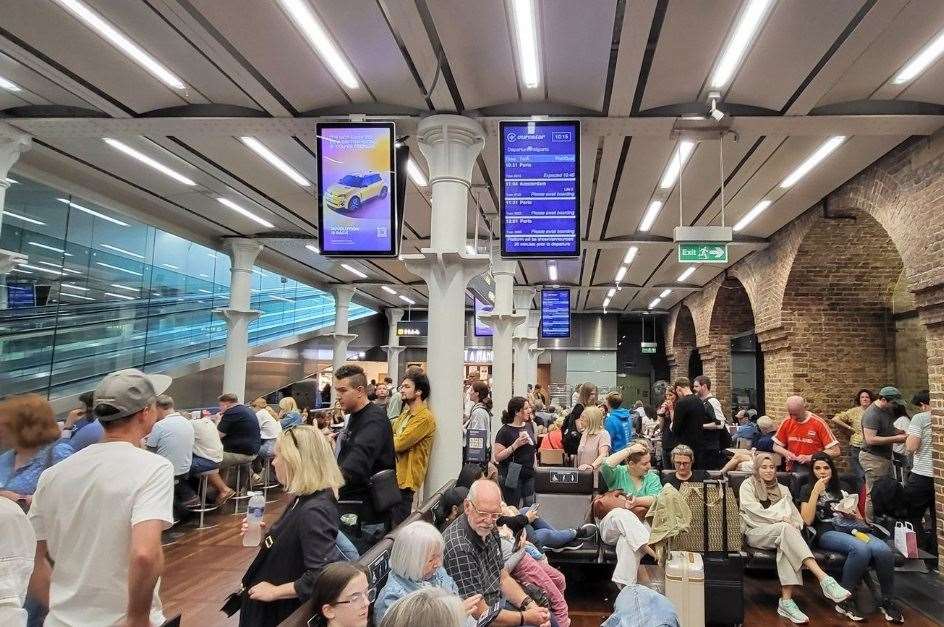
[705,277,755,416]
[892,270,930,403]
[669,305,697,382]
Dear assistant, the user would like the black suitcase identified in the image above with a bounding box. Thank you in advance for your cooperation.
[701,478,745,626]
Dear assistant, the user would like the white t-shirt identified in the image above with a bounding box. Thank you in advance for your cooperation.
[191,417,224,463]
[892,415,910,456]
[29,442,174,627]
[256,409,282,441]
[146,413,195,476]
[0,497,34,627]
[907,412,932,477]
[706,396,726,425]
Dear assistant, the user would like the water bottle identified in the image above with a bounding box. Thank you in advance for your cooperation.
[851,529,870,543]
[243,492,266,547]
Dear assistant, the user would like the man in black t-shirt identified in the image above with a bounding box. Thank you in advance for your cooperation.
[216,393,261,469]
[670,378,708,469]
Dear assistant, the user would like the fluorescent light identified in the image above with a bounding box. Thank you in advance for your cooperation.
[51,0,186,89]
[305,244,320,254]
[96,261,142,277]
[406,159,428,187]
[278,0,359,90]
[648,297,662,309]
[198,289,212,294]
[104,291,135,301]
[709,0,773,89]
[60,292,94,301]
[659,289,672,298]
[548,263,558,282]
[100,243,144,259]
[109,283,139,292]
[381,286,397,294]
[603,297,611,308]
[216,197,274,228]
[61,283,90,292]
[18,263,63,276]
[487,291,495,301]
[0,76,22,92]
[660,140,695,189]
[5,178,18,184]
[10,268,32,275]
[38,261,65,269]
[893,27,944,84]
[606,287,616,298]
[103,139,196,186]
[4,211,46,226]
[677,266,696,282]
[623,245,639,265]
[510,0,541,89]
[399,295,416,305]
[733,199,772,232]
[341,263,367,278]
[29,241,71,256]
[161,263,179,270]
[639,200,663,232]
[60,267,83,275]
[615,266,627,283]
[779,136,846,189]
[57,198,128,226]
[240,137,311,186]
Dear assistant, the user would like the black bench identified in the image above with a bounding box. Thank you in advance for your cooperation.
[532,467,599,563]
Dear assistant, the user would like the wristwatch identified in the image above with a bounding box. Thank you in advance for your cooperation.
[519,598,534,610]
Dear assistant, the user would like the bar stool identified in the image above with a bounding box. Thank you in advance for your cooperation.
[231,457,257,516]
[191,471,220,529]
[261,455,281,502]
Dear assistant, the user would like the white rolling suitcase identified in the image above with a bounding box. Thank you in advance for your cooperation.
[665,550,705,627]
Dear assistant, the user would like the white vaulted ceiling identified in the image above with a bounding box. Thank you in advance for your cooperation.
[2,0,943,313]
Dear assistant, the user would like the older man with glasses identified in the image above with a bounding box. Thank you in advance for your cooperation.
[443,479,553,627]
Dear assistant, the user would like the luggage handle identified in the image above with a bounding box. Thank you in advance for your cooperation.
[701,478,729,555]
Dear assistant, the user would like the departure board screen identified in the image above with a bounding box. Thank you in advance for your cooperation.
[474,297,493,337]
[500,120,580,257]
[541,288,571,338]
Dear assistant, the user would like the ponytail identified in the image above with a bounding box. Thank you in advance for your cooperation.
[502,396,527,424]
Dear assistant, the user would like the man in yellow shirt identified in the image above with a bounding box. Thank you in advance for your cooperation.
[391,371,436,524]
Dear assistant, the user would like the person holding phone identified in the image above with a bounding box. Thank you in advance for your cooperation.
[493,397,538,507]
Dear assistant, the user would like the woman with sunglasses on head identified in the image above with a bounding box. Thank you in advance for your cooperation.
[238,425,345,627]
[310,562,371,627]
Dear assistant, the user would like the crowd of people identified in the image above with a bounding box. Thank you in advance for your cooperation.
[0,366,936,626]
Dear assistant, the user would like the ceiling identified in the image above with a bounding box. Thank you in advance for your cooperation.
[2,0,944,313]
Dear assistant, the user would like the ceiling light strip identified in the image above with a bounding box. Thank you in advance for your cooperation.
[0,76,22,92]
[3,211,46,226]
[57,198,128,226]
[709,0,774,89]
[217,197,275,229]
[104,139,196,185]
[240,137,311,186]
[510,0,541,89]
[278,0,360,90]
[779,136,846,189]
[893,27,944,85]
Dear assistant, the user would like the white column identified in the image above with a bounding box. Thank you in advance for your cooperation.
[526,310,543,389]
[512,288,536,397]
[403,115,489,498]
[329,285,358,404]
[218,238,263,401]
[0,125,31,287]
[382,307,406,382]
[478,260,525,435]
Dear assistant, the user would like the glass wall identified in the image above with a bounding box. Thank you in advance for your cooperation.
[0,175,373,400]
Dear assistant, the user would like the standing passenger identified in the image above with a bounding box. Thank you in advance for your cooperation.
[830,389,873,483]
[859,387,907,520]
[391,371,436,524]
[493,397,538,507]
[670,379,706,469]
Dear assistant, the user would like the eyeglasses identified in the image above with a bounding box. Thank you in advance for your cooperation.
[468,502,503,520]
[334,590,370,606]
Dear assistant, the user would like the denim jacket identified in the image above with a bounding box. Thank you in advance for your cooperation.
[602,584,680,627]
[374,568,473,625]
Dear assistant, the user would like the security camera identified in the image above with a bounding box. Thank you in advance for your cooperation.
[710,106,725,121]
[707,92,725,121]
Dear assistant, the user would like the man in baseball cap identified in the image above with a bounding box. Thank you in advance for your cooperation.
[28,369,176,626]
[860,385,908,520]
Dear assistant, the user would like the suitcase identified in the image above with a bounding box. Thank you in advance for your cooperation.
[665,550,705,627]
[701,479,744,626]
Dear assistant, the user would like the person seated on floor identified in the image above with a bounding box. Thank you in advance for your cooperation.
[146,394,198,510]
[601,583,680,627]
[660,444,706,490]
[499,515,570,627]
[277,396,303,429]
[499,501,597,554]
[575,406,612,472]
[799,452,903,623]
[380,588,470,627]
[739,452,851,624]
[374,521,483,625]
[597,442,662,588]
[443,479,552,627]
[308,562,370,627]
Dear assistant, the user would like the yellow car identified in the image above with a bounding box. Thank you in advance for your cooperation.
[324,171,388,212]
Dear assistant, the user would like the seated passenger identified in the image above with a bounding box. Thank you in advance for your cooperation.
[500,502,596,553]
[278,396,303,430]
[238,426,344,627]
[661,444,706,490]
[309,562,370,627]
[602,584,680,627]
[187,409,230,504]
[438,486,469,528]
[216,393,262,471]
[0,395,73,509]
[733,409,761,444]
[772,396,839,479]
[251,398,282,460]
[443,479,552,627]
[739,452,850,624]
[603,391,633,453]
[500,515,569,627]
[576,406,611,471]
[375,521,481,625]
[799,452,902,623]
[539,419,564,450]
[598,442,661,587]
[146,394,197,509]
[380,587,469,627]
[0,495,34,626]
[59,391,103,451]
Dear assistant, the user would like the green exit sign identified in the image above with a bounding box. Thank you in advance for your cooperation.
[641,342,657,354]
[678,242,728,264]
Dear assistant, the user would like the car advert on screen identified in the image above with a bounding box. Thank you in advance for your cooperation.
[500,120,580,258]
[541,288,571,338]
[317,122,397,257]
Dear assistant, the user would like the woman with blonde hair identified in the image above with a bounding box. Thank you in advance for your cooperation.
[576,406,611,471]
[239,426,345,626]
[278,396,302,429]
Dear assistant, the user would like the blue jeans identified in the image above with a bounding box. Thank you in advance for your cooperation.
[518,507,577,549]
[189,454,220,476]
[847,446,865,486]
[336,530,360,561]
[817,530,895,599]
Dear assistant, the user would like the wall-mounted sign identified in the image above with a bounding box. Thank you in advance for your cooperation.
[540,288,571,338]
[641,341,658,354]
[500,120,580,258]
[474,298,493,337]
[396,320,427,337]
[7,283,36,309]
[678,242,728,263]
[317,122,398,257]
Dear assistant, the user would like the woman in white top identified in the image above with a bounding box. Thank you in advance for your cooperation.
[575,406,611,471]
[252,397,283,459]
[188,411,232,503]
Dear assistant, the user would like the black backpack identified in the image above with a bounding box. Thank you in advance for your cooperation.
[562,404,583,455]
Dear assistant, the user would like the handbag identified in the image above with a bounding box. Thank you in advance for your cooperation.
[368,469,401,513]
[673,482,740,553]
[504,462,523,489]
[894,521,918,558]
[591,490,627,520]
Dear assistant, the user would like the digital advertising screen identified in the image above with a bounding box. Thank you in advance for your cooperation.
[317,122,398,257]
[540,288,571,338]
[7,283,36,309]
[500,120,580,258]
[474,297,493,337]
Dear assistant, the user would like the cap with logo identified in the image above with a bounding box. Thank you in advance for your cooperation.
[878,386,902,402]
[93,368,173,422]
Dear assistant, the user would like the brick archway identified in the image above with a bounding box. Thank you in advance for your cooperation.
[704,276,756,416]
[669,305,697,382]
